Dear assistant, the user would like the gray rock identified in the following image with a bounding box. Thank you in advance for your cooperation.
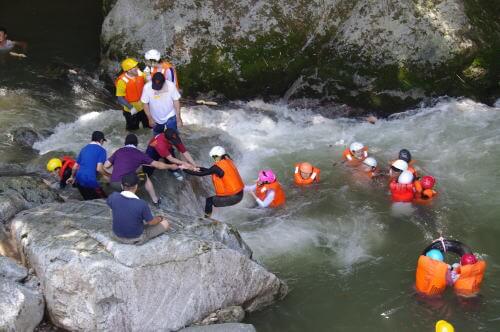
[199,306,245,325]
[0,256,45,332]
[11,200,287,331]
[11,127,41,147]
[0,176,62,223]
[179,323,256,332]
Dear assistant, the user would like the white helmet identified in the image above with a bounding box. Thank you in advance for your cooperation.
[209,146,226,158]
[391,159,408,172]
[145,49,161,61]
[363,157,377,168]
[350,142,364,152]
[398,170,414,184]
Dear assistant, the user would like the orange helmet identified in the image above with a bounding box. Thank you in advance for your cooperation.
[299,162,313,173]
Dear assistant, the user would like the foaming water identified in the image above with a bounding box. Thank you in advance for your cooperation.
[32,97,500,331]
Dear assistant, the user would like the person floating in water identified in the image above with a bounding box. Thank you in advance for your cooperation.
[245,169,285,208]
[389,170,415,202]
[0,27,27,56]
[293,162,320,185]
[184,146,244,217]
[342,142,368,167]
[414,175,438,204]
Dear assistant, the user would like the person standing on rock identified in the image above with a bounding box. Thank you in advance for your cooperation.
[144,49,179,89]
[103,133,191,207]
[141,72,183,135]
[107,172,171,245]
[115,58,149,130]
[67,131,110,200]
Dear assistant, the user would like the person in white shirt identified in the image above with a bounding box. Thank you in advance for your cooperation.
[141,72,182,135]
[0,27,27,52]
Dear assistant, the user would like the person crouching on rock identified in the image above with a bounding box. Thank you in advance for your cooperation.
[294,162,320,185]
[45,156,76,189]
[184,146,244,217]
[107,172,170,245]
[245,169,286,208]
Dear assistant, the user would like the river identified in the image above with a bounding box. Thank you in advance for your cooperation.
[2,1,500,331]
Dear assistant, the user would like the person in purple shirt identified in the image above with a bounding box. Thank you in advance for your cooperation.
[103,133,188,207]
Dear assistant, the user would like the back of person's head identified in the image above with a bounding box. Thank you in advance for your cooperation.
[91,131,106,143]
[164,128,181,145]
[121,172,139,190]
[0,27,6,34]
[125,133,138,146]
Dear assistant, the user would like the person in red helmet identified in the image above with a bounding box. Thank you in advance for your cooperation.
[452,253,487,297]
[415,175,437,204]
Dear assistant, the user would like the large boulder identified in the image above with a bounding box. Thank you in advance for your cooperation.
[11,200,286,331]
[101,0,499,111]
[0,256,45,332]
[0,176,62,223]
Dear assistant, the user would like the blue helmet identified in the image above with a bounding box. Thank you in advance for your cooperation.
[426,249,444,261]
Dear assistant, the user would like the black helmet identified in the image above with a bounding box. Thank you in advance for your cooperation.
[398,149,412,162]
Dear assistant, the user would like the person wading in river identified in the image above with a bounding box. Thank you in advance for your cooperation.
[115,58,149,130]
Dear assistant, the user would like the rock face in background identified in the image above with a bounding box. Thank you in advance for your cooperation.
[101,0,499,112]
[0,256,45,332]
[11,200,287,331]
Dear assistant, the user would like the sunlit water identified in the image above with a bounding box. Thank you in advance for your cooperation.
[31,98,500,331]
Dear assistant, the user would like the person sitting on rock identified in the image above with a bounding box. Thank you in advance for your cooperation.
[104,133,189,207]
[107,172,171,245]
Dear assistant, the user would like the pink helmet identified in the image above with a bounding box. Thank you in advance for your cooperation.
[421,176,436,189]
[258,169,277,183]
[460,253,477,266]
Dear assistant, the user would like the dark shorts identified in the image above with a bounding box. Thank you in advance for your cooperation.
[123,110,150,131]
[76,184,107,200]
[205,190,244,214]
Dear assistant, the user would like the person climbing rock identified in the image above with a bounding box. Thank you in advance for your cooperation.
[66,131,109,200]
[294,162,320,185]
[104,133,185,207]
[107,172,171,245]
[144,49,179,88]
[245,169,285,208]
[115,58,149,130]
[342,142,368,166]
[143,128,196,181]
[184,146,244,217]
[45,156,76,189]
[141,72,183,134]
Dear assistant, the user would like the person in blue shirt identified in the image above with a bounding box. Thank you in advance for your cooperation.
[67,131,110,200]
[107,172,170,244]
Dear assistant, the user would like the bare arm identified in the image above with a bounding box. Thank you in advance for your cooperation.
[66,163,79,184]
[181,151,197,167]
[151,160,179,170]
[174,100,182,127]
[143,103,155,127]
[147,216,163,225]
[97,163,111,178]
[103,160,113,170]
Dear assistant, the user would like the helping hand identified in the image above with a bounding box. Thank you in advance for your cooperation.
[66,177,75,185]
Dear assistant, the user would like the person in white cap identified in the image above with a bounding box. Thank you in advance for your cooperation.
[144,49,179,89]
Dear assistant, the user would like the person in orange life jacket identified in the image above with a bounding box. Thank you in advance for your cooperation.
[397,148,418,178]
[414,175,438,203]
[294,162,320,185]
[342,142,368,166]
[245,169,286,208]
[141,72,183,135]
[144,49,179,89]
[389,159,408,181]
[450,253,486,297]
[360,157,382,179]
[183,146,244,217]
[143,128,196,181]
[45,156,76,189]
[115,58,149,131]
[389,170,415,202]
[415,249,449,297]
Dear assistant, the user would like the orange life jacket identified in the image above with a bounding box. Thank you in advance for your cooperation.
[294,164,320,185]
[454,261,486,297]
[152,62,179,89]
[414,180,437,204]
[342,147,368,166]
[59,156,76,180]
[256,181,286,208]
[415,255,448,296]
[211,158,244,196]
[116,72,145,103]
[389,179,415,202]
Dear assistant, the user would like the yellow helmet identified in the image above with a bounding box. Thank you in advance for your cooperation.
[121,58,138,72]
[47,158,62,172]
[435,320,454,332]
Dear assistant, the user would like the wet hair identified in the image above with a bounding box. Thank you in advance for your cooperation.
[0,27,6,34]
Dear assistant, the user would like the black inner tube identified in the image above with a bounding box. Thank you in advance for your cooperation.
[422,239,472,257]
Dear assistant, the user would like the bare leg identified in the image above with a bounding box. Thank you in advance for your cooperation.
[144,176,159,203]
